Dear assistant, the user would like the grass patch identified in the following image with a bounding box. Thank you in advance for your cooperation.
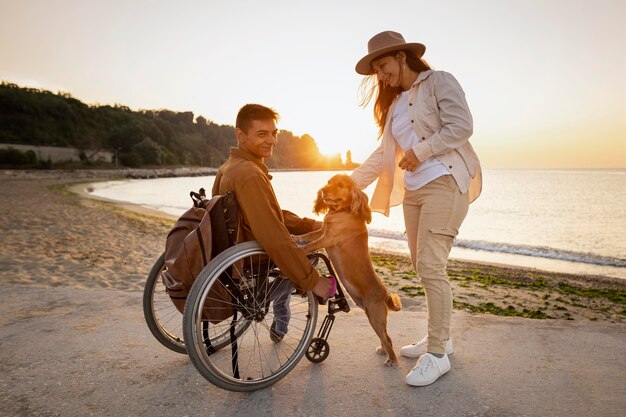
[371,255,401,271]
[454,269,548,290]
[399,285,424,298]
[454,301,552,319]
[369,253,626,322]
[557,284,626,305]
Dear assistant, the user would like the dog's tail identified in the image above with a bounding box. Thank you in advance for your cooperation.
[386,292,402,311]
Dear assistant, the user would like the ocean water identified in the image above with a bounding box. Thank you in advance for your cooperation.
[90,169,626,279]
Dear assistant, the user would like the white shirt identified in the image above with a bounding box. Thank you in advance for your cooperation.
[391,90,449,191]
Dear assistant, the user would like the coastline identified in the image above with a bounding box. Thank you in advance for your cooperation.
[1,169,624,323]
[1,166,219,180]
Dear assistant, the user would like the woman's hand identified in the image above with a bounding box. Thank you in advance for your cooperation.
[398,149,420,172]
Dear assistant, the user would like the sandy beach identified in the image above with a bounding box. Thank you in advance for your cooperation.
[1,169,624,323]
[1,169,625,417]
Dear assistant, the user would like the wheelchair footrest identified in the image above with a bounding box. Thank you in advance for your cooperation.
[329,295,350,314]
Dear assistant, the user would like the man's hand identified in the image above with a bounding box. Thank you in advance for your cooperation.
[398,149,420,172]
[312,275,332,301]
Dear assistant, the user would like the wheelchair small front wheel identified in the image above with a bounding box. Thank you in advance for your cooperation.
[305,338,330,363]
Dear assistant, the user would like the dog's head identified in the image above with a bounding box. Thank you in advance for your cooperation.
[313,174,372,223]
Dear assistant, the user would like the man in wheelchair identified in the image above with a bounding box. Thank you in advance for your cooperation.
[211,103,334,342]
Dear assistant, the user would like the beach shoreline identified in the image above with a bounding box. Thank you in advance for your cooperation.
[1,169,624,323]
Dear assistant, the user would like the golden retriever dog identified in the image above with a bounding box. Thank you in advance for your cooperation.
[293,174,402,366]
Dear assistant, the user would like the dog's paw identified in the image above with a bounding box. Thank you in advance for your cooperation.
[384,358,398,367]
[375,346,386,356]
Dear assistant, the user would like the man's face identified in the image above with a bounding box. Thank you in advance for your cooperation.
[237,118,278,160]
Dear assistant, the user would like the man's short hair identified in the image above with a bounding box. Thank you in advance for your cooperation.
[236,104,279,133]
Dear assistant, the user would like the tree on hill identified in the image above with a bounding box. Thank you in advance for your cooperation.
[0,82,354,170]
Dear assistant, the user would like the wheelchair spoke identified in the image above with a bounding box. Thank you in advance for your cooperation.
[153,304,178,313]
[156,309,181,329]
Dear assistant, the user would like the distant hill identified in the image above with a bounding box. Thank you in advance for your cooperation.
[0,82,350,169]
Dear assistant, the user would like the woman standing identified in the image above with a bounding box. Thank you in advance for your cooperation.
[351,31,482,386]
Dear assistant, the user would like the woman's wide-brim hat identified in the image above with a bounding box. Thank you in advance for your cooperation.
[355,31,426,75]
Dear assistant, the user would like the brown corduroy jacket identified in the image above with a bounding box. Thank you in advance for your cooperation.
[211,147,320,291]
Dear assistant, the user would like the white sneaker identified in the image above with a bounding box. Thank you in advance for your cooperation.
[400,336,453,358]
[406,353,451,386]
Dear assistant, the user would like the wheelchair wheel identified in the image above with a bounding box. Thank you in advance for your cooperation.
[143,253,186,354]
[143,254,251,354]
[183,241,318,392]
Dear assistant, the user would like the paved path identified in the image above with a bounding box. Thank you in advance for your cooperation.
[1,285,624,417]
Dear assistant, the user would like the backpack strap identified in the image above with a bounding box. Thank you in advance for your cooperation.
[190,188,208,208]
[209,192,238,257]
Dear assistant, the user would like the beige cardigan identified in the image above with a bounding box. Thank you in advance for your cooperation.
[351,70,482,216]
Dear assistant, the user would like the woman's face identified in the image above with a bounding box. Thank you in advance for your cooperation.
[371,55,401,88]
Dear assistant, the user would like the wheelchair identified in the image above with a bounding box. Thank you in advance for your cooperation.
[143,241,350,392]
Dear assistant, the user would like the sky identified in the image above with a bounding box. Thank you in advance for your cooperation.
[1,0,624,169]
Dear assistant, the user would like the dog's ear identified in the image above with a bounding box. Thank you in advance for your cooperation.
[350,187,372,224]
[313,188,328,215]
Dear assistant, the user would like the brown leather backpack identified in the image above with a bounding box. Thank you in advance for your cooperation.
[161,189,239,323]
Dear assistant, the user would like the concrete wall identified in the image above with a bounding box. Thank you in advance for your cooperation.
[0,144,113,163]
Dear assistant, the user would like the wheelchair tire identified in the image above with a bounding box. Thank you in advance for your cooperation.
[183,241,318,392]
[143,253,251,355]
[143,253,186,354]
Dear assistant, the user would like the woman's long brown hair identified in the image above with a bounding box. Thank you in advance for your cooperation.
[358,50,431,138]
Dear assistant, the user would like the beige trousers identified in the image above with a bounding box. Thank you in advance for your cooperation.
[403,175,469,355]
